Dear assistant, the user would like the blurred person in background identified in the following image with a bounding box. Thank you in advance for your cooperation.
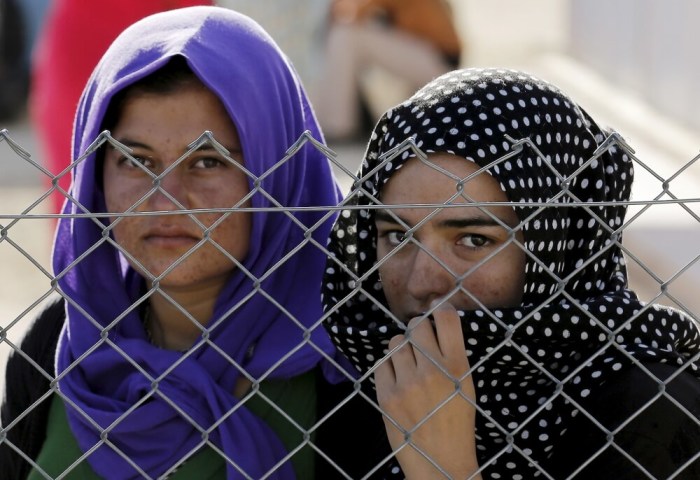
[314,0,462,143]
[30,0,212,213]
[0,0,28,122]
[215,0,331,96]
[323,68,700,478]
[2,7,385,479]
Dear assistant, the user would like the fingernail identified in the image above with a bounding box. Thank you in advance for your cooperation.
[429,298,445,310]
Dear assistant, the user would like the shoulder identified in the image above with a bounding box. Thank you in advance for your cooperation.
[4,297,65,406]
[13,298,66,362]
[4,298,66,393]
[550,361,700,479]
[1,298,66,480]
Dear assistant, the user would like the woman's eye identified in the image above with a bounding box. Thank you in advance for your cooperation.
[193,157,224,169]
[459,234,490,249]
[120,155,152,169]
[387,231,408,246]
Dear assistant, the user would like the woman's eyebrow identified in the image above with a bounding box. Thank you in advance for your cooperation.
[110,138,152,151]
[439,217,506,229]
[191,143,242,154]
[375,209,407,225]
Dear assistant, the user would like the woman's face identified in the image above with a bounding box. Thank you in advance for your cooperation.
[103,81,251,291]
[376,153,526,322]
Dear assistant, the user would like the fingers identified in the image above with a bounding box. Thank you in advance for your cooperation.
[374,347,395,392]
[376,333,412,386]
[405,314,440,361]
[429,301,474,400]
[430,300,467,359]
[377,301,469,388]
[404,301,466,372]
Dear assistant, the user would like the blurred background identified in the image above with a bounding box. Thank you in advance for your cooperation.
[1,0,699,398]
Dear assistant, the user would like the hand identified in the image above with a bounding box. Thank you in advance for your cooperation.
[375,302,481,479]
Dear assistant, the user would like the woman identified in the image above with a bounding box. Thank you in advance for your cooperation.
[322,68,700,478]
[2,7,382,479]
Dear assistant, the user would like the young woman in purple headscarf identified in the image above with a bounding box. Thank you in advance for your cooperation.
[1,7,387,479]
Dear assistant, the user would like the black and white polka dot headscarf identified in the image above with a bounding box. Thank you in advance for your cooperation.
[322,68,700,478]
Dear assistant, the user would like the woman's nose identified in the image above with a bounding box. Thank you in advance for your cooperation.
[147,168,188,211]
[404,242,457,306]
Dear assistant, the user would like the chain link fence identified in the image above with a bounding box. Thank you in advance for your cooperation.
[1,128,700,478]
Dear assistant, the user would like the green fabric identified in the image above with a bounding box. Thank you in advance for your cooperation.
[28,372,317,479]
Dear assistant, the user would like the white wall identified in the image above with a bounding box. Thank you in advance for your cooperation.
[453,0,569,66]
[570,0,700,130]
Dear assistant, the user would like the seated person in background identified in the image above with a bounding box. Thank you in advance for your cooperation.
[323,68,700,479]
[315,0,462,142]
[1,6,385,479]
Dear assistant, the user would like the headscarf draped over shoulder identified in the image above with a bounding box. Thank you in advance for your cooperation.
[322,68,700,477]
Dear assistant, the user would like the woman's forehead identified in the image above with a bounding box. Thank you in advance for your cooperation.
[380,153,506,203]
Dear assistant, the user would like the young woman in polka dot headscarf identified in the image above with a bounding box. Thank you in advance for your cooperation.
[322,68,700,479]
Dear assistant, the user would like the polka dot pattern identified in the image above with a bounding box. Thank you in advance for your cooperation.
[322,68,700,478]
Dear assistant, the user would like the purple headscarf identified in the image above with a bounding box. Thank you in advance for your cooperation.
[53,7,343,479]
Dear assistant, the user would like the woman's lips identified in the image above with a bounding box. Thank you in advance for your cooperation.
[144,229,200,248]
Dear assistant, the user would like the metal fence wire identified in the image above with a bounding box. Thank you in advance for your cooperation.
[1,128,700,479]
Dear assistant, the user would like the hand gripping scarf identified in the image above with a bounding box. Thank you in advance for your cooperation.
[53,7,343,479]
[322,68,700,478]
